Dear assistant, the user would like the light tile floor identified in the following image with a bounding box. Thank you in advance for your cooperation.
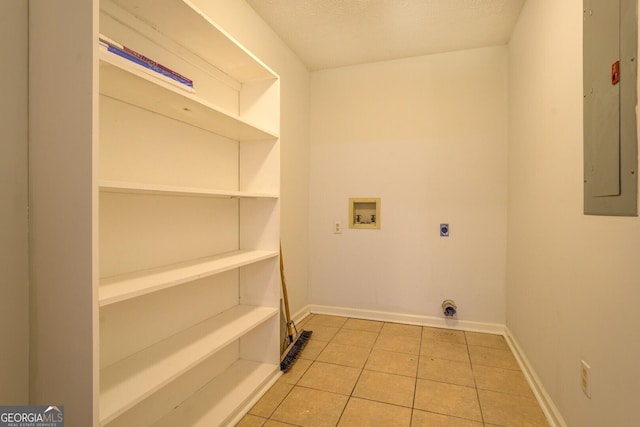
[237,314,549,427]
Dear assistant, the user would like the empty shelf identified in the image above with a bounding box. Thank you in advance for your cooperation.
[99,180,278,199]
[153,359,279,427]
[99,250,278,306]
[99,305,278,425]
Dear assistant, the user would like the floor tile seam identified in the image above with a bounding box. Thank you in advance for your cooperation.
[261,380,300,422]
[418,354,471,364]
[466,339,485,425]
[303,338,331,350]
[373,347,421,357]
[414,374,475,388]
[378,328,422,337]
[411,406,485,424]
[323,339,373,351]
[287,383,353,402]
[265,414,304,427]
[418,353,473,366]
[362,366,418,379]
[415,376,478,390]
[332,327,380,337]
[359,343,375,372]
[412,407,486,425]
[329,341,377,350]
[409,328,423,420]
[475,386,540,400]
[328,327,377,340]
[333,344,389,425]
[334,386,359,427]
[469,361,522,372]
[423,325,468,333]
[379,333,422,340]
[369,346,421,357]
[420,339,468,347]
[348,393,415,410]
[422,334,469,341]
[418,341,469,350]
[286,358,314,383]
[410,363,418,426]
[380,323,423,339]
[314,342,375,371]
[305,315,348,325]
[467,343,511,351]
[306,358,365,373]
[303,323,344,331]
[291,381,357,398]
[342,327,380,335]
[378,332,423,340]
[341,319,384,332]
[419,346,469,356]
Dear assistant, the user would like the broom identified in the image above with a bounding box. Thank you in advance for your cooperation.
[279,243,312,372]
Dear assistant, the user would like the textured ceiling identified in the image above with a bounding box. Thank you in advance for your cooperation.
[246,0,526,70]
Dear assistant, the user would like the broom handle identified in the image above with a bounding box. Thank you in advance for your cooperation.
[280,243,295,340]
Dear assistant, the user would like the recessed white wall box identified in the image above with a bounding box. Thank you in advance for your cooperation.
[349,198,381,229]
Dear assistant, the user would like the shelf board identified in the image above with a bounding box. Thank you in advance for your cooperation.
[99,49,278,141]
[99,180,279,199]
[154,359,279,427]
[99,305,278,425]
[99,250,278,306]
[108,0,277,83]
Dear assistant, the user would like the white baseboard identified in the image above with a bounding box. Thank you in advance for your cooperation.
[505,327,567,427]
[290,305,312,326]
[307,304,506,335]
[296,304,563,427]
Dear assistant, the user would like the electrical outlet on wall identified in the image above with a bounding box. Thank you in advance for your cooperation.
[581,360,591,398]
[333,221,342,234]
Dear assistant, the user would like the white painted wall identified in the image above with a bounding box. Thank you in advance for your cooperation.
[309,47,509,326]
[29,1,98,423]
[508,1,640,425]
[0,0,29,404]
[193,0,311,316]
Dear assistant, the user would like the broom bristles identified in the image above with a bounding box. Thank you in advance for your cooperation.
[280,330,313,372]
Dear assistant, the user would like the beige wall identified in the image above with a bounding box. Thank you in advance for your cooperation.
[309,47,509,326]
[193,0,311,317]
[508,0,640,425]
[28,0,98,423]
[0,0,29,404]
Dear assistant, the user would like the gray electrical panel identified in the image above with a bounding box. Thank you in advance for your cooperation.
[583,0,638,216]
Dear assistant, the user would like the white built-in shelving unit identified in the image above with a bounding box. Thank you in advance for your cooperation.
[29,0,280,425]
[97,1,282,424]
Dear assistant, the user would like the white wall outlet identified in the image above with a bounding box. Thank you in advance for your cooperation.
[581,360,591,398]
[333,221,342,234]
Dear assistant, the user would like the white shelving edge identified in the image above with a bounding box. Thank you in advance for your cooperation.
[99,250,278,306]
[99,305,279,425]
[99,48,278,141]
[153,359,280,427]
[99,180,279,199]
[107,0,277,82]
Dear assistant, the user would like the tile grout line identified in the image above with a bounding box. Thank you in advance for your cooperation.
[465,330,486,426]
[334,319,358,426]
[409,326,424,426]
[250,315,542,426]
